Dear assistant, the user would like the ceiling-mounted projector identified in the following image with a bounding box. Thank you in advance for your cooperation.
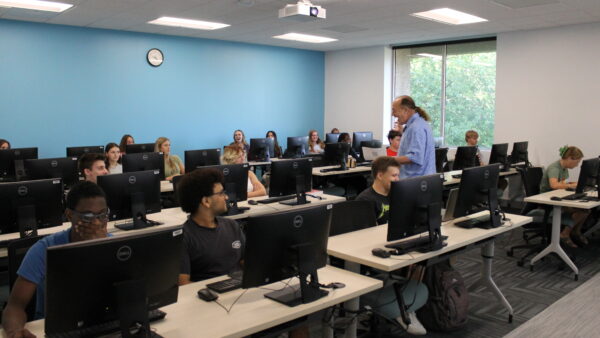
[279,1,326,21]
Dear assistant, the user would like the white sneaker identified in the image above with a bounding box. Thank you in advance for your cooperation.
[396,312,427,335]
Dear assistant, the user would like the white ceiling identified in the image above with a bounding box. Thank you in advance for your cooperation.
[1,0,600,51]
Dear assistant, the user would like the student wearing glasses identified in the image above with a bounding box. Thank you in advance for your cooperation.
[178,169,245,284]
[2,182,111,334]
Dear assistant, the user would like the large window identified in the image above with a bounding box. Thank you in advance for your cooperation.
[393,39,496,148]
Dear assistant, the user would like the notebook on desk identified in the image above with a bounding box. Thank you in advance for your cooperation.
[362,147,387,161]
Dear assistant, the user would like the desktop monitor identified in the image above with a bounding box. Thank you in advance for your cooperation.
[453,164,502,228]
[489,143,509,169]
[452,146,478,170]
[248,138,275,161]
[269,158,313,206]
[122,152,165,180]
[24,157,80,188]
[184,149,221,170]
[574,158,600,195]
[196,163,249,216]
[97,170,162,231]
[435,148,449,173]
[352,132,373,153]
[325,133,340,144]
[242,204,332,307]
[0,147,38,180]
[45,226,183,337]
[386,174,445,253]
[284,136,309,158]
[360,140,382,149]
[323,143,350,170]
[0,178,63,237]
[66,145,104,158]
[510,141,529,165]
[125,143,155,154]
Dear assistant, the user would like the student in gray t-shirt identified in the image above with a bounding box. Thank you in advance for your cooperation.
[540,145,590,247]
[356,156,400,224]
[177,169,244,284]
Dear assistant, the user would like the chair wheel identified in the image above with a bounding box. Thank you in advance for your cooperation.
[517,260,524,267]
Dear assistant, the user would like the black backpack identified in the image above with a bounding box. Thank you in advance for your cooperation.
[416,260,469,331]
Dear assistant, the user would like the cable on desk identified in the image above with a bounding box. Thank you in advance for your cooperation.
[259,277,296,292]
[214,289,249,314]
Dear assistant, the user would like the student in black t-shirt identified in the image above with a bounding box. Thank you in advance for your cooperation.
[177,169,245,285]
[356,156,400,224]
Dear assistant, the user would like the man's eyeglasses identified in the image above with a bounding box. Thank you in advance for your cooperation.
[70,209,110,223]
[210,189,228,197]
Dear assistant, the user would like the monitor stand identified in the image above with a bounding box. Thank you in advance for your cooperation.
[223,183,250,216]
[385,202,445,254]
[264,243,328,307]
[115,279,163,338]
[280,175,311,206]
[17,204,38,238]
[115,192,163,231]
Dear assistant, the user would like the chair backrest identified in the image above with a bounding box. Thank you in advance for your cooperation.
[519,166,545,216]
[7,235,45,322]
[330,200,377,236]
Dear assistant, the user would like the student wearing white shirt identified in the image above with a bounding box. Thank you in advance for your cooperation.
[221,146,266,198]
[308,129,325,154]
[104,142,122,174]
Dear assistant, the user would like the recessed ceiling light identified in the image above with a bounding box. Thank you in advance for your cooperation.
[148,17,230,30]
[411,8,487,25]
[273,33,337,43]
[417,53,442,60]
[0,0,73,12]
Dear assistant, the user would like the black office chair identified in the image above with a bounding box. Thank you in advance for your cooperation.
[506,167,551,267]
[435,148,448,173]
[7,235,45,321]
[330,200,377,237]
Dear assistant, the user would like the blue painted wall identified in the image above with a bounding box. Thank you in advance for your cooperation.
[0,19,325,159]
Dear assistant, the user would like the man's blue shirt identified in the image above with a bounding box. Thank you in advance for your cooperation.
[397,113,436,178]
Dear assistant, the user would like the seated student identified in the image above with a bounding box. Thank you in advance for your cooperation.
[541,145,590,247]
[221,146,266,198]
[465,130,483,166]
[178,169,245,284]
[105,142,122,174]
[386,129,402,157]
[330,127,340,134]
[356,156,400,225]
[155,137,185,181]
[308,129,325,154]
[79,153,108,183]
[266,130,283,158]
[2,182,110,333]
[119,134,134,156]
[0,139,10,150]
[230,129,250,155]
[337,132,360,160]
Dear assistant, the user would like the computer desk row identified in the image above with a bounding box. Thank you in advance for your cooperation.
[442,167,519,186]
[7,264,382,338]
[0,193,346,258]
[524,189,600,280]
[328,211,533,331]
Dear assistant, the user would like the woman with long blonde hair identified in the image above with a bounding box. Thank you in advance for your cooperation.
[155,137,185,181]
[308,130,325,154]
[222,146,266,198]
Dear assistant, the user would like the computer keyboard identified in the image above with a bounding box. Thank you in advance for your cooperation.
[356,162,372,167]
[257,195,296,204]
[455,215,493,229]
[451,174,462,179]
[206,278,243,293]
[385,235,448,254]
[47,309,166,338]
[562,192,587,201]
[115,219,163,231]
[320,166,347,173]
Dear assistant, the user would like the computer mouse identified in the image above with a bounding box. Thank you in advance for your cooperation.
[248,199,258,205]
[197,288,218,302]
[550,196,563,201]
[326,282,346,289]
[372,248,391,258]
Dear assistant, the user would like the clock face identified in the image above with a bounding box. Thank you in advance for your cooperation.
[147,48,164,67]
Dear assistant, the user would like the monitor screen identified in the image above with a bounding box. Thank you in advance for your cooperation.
[66,146,104,158]
[242,204,332,307]
[196,163,249,204]
[269,158,313,198]
[387,174,443,243]
[435,148,448,173]
[352,132,373,152]
[325,133,340,144]
[125,143,155,154]
[0,178,64,236]
[0,148,38,180]
[575,158,600,194]
[24,157,80,188]
[453,146,478,170]
[248,138,275,162]
[97,170,162,230]
[122,152,165,180]
[284,136,309,158]
[45,226,183,336]
[184,149,221,170]
[323,143,349,167]
[510,141,528,165]
[454,164,500,219]
[489,143,509,167]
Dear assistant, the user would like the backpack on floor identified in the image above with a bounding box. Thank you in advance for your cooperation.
[416,260,469,331]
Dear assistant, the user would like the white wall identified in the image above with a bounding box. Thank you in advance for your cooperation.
[324,46,393,142]
[496,22,600,171]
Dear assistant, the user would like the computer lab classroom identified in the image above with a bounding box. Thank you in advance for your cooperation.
[2,0,600,337]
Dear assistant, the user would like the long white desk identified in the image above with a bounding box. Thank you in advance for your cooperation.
[442,168,519,186]
[7,265,382,338]
[327,212,532,324]
[524,189,600,280]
